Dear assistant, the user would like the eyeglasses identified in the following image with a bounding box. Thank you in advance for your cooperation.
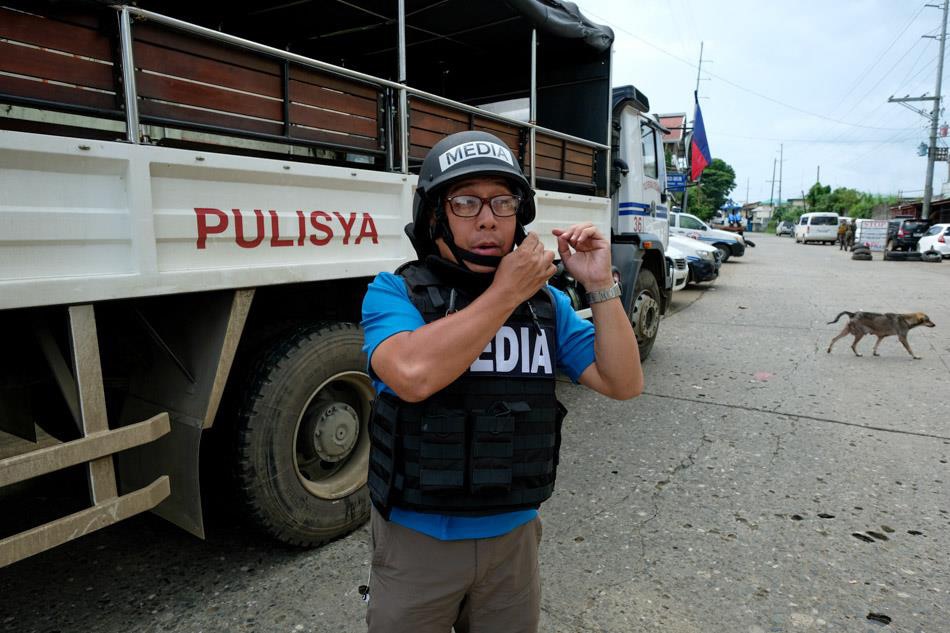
[445,194,521,218]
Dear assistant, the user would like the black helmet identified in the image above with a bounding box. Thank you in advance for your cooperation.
[406,130,536,267]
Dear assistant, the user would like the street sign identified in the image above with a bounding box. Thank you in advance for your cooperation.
[855,219,888,252]
[667,172,687,192]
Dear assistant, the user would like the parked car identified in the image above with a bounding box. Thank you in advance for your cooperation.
[915,222,950,257]
[886,218,930,251]
[670,235,720,284]
[669,211,746,262]
[776,220,794,236]
[794,212,840,244]
[665,244,689,291]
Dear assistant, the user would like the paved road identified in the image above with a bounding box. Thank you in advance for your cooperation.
[2,235,948,633]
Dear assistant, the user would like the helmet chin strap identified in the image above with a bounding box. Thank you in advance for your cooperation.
[433,217,528,271]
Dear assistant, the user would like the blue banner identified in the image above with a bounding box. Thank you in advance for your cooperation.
[666,172,687,192]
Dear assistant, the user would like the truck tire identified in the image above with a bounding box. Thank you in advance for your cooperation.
[234,322,373,546]
[715,244,731,263]
[630,268,660,361]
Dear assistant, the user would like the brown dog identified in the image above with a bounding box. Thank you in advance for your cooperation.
[826,311,935,359]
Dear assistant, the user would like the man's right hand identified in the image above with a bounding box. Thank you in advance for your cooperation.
[492,232,556,307]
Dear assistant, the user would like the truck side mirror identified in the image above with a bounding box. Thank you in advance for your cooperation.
[661,190,668,203]
[612,158,629,177]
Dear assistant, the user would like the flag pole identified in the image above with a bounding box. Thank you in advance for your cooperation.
[683,42,705,215]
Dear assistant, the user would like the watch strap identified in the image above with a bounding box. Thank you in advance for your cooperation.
[586,282,622,305]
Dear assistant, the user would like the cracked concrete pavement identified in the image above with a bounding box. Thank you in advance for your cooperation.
[1,234,948,632]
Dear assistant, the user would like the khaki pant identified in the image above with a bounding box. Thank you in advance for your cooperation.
[366,509,542,633]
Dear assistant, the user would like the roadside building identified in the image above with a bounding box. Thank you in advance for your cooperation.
[787,197,806,209]
[750,204,774,231]
[658,112,688,170]
[888,198,950,223]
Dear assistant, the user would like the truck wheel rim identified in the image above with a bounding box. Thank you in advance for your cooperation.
[293,370,374,499]
[632,292,660,342]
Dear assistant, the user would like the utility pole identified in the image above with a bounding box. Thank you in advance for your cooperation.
[777,144,784,209]
[816,165,820,184]
[694,41,704,95]
[888,0,949,220]
[768,157,777,210]
[683,42,705,215]
[924,0,949,219]
[746,177,750,204]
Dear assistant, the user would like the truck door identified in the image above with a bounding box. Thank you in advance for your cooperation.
[612,107,668,249]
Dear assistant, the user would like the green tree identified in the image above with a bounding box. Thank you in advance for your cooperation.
[689,158,736,220]
[826,187,862,215]
[806,182,831,212]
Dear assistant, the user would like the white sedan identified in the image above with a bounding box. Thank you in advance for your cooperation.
[916,223,950,257]
[666,244,689,291]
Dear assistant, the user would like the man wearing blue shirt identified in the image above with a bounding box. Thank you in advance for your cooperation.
[361,131,642,633]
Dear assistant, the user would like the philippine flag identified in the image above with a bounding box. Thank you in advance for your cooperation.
[690,93,712,181]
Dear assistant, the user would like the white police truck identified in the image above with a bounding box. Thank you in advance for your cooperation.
[0,1,670,565]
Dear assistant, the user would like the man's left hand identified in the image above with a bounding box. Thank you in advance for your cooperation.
[552,223,612,290]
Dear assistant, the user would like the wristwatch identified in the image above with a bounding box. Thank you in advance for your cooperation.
[586,282,622,305]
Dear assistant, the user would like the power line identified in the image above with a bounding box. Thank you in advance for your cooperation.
[824,33,937,145]
[715,131,920,144]
[584,8,913,131]
[827,4,927,118]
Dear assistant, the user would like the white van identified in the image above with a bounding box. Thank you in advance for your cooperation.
[794,212,840,244]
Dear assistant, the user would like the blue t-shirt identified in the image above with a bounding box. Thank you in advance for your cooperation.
[361,272,596,541]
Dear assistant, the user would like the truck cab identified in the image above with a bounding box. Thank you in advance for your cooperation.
[604,86,671,360]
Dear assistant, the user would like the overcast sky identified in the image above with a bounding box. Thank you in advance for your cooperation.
[577,0,948,204]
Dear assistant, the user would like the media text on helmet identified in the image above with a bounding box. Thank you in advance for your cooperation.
[438,141,515,172]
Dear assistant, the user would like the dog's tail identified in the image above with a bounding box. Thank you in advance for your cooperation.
[827,311,854,325]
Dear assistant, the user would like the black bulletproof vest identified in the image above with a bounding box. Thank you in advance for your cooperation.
[368,260,567,518]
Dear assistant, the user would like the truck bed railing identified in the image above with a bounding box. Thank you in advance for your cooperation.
[0,4,606,192]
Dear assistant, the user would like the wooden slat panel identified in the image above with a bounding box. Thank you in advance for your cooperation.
[0,40,113,90]
[564,163,593,178]
[409,144,433,160]
[411,98,469,124]
[289,79,377,119]
[534,154,564,172]
[536,167,592,184]
[0,74,116,111]
[566,148,594,167]
[134,23,279,75]
[410,110,468,135]
[530,156,591,179]
[136,71,282,121]
[0,7,112,60]
[291,66,378,100]
[139,100,284,136]
[290,125,380,150]
[134,41,281,98]
[472,124,519,151]
[409,127,451,151]
[290,103,377,138]
[536,137,564,159]
[472,116,523,138]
